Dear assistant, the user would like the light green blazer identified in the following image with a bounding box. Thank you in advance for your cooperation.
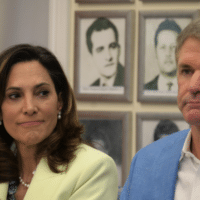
[0,144,118,200]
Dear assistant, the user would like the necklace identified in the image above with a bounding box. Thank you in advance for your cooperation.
[19,170,36,188]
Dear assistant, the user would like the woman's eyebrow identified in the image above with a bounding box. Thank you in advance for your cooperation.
[6,82,50,92]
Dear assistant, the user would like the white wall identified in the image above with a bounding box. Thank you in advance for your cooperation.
[0,0,49,52]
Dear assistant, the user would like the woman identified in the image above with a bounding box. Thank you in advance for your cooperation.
[0,44,118,200]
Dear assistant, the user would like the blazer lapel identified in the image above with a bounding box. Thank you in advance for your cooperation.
[0,182,9,200]
[24,158,64,200]
[154,131,188,199]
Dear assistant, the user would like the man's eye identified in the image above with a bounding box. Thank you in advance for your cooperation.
[159,45,166,50]
[96,47,104,53]
[181,69,192,75]
[110,43,118,49]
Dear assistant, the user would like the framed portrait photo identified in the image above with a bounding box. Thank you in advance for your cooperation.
[74,11,134,102]
[136,112,190,152]
[138,10,200,103]
[76,0,134,3]
[78,111,132,187]
[140,0,199,1]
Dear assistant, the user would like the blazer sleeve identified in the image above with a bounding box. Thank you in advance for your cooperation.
[69,153,118,200]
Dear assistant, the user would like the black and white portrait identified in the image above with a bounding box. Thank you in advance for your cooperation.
[79,17,126,95]
[143,17,191,96]
[80,119,123,187]
[137,114,190,151]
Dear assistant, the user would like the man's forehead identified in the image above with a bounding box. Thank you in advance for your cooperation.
[157,30,178,44]
[91,28,116,48]
[177,37,200,66]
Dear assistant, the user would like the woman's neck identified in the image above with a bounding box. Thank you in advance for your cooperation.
[16,142,39,179]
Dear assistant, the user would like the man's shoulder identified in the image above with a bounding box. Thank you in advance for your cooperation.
[137,129,189,159]
[114,63,124,86]
[144,75,159,90]
[91,78,100,86]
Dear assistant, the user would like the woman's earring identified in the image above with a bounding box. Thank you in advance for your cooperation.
[58,112,61,120]
[0,121,2,125]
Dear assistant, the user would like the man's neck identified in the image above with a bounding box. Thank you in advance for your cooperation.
[100,73,116,87]
[190,125,200,160]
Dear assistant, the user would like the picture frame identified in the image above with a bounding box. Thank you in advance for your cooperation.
[138,10,200,103]
[140,0,199,2]
[74,11,134,102]
[136,112,190,152]
[78,111,132,187]
[76,0,134,3]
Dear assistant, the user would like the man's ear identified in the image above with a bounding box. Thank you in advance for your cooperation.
[118,44,121,57]
[155,46,158,59]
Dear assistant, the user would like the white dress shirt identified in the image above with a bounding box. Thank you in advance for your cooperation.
[157,74,178,92]
[100,74,116,87]
[175,131,200,199]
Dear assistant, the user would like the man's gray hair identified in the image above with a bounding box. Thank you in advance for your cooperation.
[176,17,200,61]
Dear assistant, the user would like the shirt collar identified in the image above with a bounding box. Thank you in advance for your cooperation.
[100,73,116,87]
[180,130,200,164]
[158,74,178,91]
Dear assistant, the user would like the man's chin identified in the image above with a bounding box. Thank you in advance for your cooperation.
[101,72,117,79]
[184,112,200,126]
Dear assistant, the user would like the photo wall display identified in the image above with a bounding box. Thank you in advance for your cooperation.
[78,111,132,187]
[136,112,190,152]
[138,10,200,103]
[74,10,134,102]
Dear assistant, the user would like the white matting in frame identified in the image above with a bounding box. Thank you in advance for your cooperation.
[138,10,200,103]
[74,11,134,102]
[136,112,190,152]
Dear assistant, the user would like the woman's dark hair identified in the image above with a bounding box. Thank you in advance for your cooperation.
[0,44,84,183]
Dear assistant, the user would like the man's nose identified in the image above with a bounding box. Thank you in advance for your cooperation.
[105,48,113,61]
[22,96,38,115]
[166,46,173,57]
[189,71,200,94]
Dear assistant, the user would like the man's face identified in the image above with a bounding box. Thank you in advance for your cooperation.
[177,37,200,126]
[156,30,178,76]
[91,28,120,78]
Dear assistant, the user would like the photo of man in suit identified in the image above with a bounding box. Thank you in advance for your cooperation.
[144,19,181,91]
[86,17,124,87]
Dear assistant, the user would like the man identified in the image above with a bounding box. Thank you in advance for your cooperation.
[86,17,124,87]
[144,19,181,91]
[121,18,200,199]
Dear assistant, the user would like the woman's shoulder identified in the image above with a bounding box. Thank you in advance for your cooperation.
[75,143,113,163]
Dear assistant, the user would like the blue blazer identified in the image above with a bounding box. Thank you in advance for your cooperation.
[120,129,189,200]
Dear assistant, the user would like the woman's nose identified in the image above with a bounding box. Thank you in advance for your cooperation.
[22,96,38,115]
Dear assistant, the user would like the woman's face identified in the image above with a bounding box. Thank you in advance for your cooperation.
[1,61,62,148]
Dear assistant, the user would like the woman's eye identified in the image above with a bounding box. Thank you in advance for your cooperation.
[8,93,20,100]
[38,90,49,97]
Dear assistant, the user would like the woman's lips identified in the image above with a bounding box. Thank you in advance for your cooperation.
[19,121,44,126]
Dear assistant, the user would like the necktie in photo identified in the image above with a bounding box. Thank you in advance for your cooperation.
[167,82,173,91]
